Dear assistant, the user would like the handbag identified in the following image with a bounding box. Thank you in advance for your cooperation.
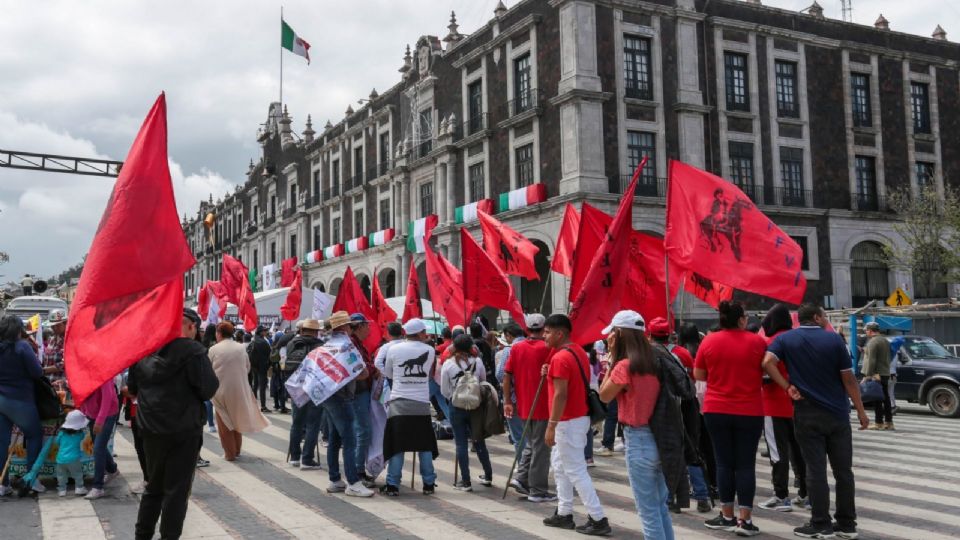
[565,347,607,425]
[34,376,63,421]
[859,379,884,404]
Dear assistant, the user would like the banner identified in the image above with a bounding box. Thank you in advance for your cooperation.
[285,344,366,407]
[312,288,333,320]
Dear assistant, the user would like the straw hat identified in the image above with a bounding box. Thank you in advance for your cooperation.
[327,311,352,330]
[301,319,322,331]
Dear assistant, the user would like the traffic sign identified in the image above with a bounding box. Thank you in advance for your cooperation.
[886,287,912,307]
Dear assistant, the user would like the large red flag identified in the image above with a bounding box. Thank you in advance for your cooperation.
[569,158,646,345]
[477,210,540,280]
[280,257,298,287]
[402,258,423,323]
[423,241,471,327]
[280,268,303,321]
[461,228,527,331]
[665,160,807,304]
[371,271,398,334]
[197,280,228,321]
[681,270,734,309]
[551,203,580,278]
[332,267,383,352]
[221,254,259,330]
[64,94,195,405]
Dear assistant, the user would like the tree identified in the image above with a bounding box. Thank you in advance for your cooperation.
[885,184,960,299]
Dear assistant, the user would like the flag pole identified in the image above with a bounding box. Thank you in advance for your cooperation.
[279,6,284,108]
[663,163,673,330]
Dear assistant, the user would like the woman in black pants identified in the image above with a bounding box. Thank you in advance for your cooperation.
[693,302,768,537]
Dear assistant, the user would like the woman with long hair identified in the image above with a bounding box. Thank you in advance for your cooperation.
[694,301,768,537]
[0,315,44,495]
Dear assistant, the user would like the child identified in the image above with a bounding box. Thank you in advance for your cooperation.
[56,410,89,496]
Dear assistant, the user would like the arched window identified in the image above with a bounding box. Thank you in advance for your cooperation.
[378,268,397,298]
[851,241,889,307]
[520,239,552,316]
[329,278,342,297]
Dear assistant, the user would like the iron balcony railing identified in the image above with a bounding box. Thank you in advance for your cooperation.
[608,174,666,198]
[506,88,543,117]
[769,186,810,208]
[851,191,885,212]
[263,216,276,227]
[282,207,296,219]
[414,138,433,160]
[461,112,489,138]
[246,224,258,235]
[378,160,392,177]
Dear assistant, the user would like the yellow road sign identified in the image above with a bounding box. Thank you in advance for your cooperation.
[886,287,912,307]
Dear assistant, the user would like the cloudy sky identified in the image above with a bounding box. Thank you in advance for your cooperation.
[0,0,956,281]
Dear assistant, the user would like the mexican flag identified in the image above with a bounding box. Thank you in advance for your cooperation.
[368,228,396,247]
[497,183,547,213]
[305,250,323,264]
[454,199,494,224]
[281,20,310,64]
[323,244,344,259]
[406,214,438,253]
[345,237,369,253]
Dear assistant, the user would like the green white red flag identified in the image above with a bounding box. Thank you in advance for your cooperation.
[281,20,310,64]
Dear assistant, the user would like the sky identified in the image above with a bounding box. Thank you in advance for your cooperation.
[0,0,956,282]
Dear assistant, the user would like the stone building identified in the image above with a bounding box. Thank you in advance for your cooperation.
[183,0,960,324]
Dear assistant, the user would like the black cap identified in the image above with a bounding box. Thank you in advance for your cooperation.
[182,309,202,327]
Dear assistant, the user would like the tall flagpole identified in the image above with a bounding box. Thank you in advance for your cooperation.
[280,6,284,108]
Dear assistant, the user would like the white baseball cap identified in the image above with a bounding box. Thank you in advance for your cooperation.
[525,313,546,330]
[601,310,646,335]
[403,318,427,335]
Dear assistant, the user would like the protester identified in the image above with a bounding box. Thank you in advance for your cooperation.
[375,322,405,372]
[129,308,219,540]
[0,315,44,496]
[209,321,269,462]
[285,319,325,470]
[763,304,869,540]
[80,378,120,500]
[594,339,622,458]
[349,313,379,486]
[42,309,68,391]
[273,329,297,414]
[541,314,611,536]
[861,322,893,430]
[249,326,272,413]
[502,313,556,503]
[380,318,439,496]
[495,323,525,450]
[470,322,499,391]
[441,334,493,491]
[758,304,807,512]
[694,301,766,536]
[55,410,89,497]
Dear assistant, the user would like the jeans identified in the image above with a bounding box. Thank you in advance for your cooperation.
[353,390,372,475]
[874,375,892,424]
[253,367,269,409]
[552,416,605,520]
[321,395,358,485]
[794,400,857,530]
[0,395,43,487]
[204,401,214,427]
[703,413,763,510]
[688,465,710,501]
[449,406,492,483]
[764,416,807,500]
[624,426,674,540]
[135,429,203,540]
[506,414,524,452]
[386,451,436,488]
[584,427,594,460]
[601,399,620,449]
[289,401,323,463]
[89,414,118,489]
[515,419,551,497]
[428,379,450,420]
[56,461,84,492]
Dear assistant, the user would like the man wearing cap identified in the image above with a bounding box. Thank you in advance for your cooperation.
[319,311,373,497]
[495,323,525,451]
[272,327,298,414]
[503,313,556,503]
[861,322,893,430]
[130,309,220,540]
[249,326,272,413]
[379,318,439,496]
[349,313,379,486]
[285,319,325,470]
[42,308,68,391]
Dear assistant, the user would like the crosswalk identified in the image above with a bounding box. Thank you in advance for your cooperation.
[1,403,956,539]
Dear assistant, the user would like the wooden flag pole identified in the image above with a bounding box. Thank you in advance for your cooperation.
[411,452,416,489]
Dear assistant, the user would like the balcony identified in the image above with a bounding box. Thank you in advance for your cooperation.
[460,112,489,139]
[505,88,543,117]
[608,175,666,198]
[282,207,296,219]
[332,182,341,198]
[378,160,392,177]
[624,84,653,101]
[414,138,433,160]
[851,191,885,212]
[263,215,276,227]
[246,223,258,235]
[308,193,320,208]
[732,182,763,205]
[346,172,364,192]
[769,187,810,208]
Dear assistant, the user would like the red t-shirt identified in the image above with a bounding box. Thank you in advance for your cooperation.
[694,329,766,416]
[761,332,793,418]
[609,359,660,427]
[547,344,590,421]
[504,339,551,421]
[668,345,695,377]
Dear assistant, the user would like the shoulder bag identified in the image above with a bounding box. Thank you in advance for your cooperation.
[565,347,607,424]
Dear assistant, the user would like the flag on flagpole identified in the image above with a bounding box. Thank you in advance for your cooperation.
[223,255,259,331]
[280,257,298,287]
[423,239,471,326]
[371,272,398,333]
[551,203,580,277]
[477,210,540,280]
[281,268,303,321]
[460,228,527,331]
[402,258,422,323]
[332,267,382,352]
[281,20,310,64]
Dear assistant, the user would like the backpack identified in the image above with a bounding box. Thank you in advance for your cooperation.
[450,359,482,410]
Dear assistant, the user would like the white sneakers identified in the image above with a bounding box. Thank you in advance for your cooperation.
[288,459,301,468]
[345,481,374,498]
[613,441,626,453]
[84,488,106,500]
[129,481,147,495]
[104,471,119,485]
[326,480,346,493]
[31,480,46,493]
[75,486,89,496]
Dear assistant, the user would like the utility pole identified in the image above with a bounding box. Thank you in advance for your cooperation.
[841,0,853,22]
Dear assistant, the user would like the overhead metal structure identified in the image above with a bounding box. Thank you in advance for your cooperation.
[0,149,121,178]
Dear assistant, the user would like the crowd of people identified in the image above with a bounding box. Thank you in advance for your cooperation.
[0,298,887,540]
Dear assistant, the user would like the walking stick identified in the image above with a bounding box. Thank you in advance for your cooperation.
[501,373,547,499]
[1,433,21,487]
[411,452,417,489]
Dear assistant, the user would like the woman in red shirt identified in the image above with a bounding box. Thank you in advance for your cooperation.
[693,301,767,537]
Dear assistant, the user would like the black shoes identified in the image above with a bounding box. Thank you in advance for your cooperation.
[543,510,575,530]
[422,483,436,495]
[669,502,682,513]
[705,513,738,531]
[793,522,835,538]
[379,484,399,497]
[697,499,713,513]
[576,516,612,536]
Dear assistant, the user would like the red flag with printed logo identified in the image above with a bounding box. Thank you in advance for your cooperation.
[402,258,423,323]
[371,271,398,333]
[280,268,303,321]
[423,239,471,327]
[477,210,540,280]
[681,270,734,309]
[332,266,382,351]
[461,228,527,331]
[665,160,806,304]
[551,203,580,278]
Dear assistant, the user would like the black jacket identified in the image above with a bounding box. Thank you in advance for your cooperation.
[285,335,323,372]
[128,337,219,435]
[648,346,696,496]
[248,336,272,371]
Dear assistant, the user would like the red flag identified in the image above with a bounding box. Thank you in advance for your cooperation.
[569,158,646,345]
[477,210,540,280]
[460,228,527,331]
[280,257,298,287]
[681,270,734,309]
[197,280,228,320]
[197,284,210,320]
[401,258,423,323]
[371,271,398,333]
[551,203,580,277]
[280,268,303,321]
[332,267,383,352]
[665,160,807,304]
[423,241,471,327]
[221,255,259,331]
[64,94,195,405]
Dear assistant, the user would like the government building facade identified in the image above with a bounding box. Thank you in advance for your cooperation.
[182,0,960,323]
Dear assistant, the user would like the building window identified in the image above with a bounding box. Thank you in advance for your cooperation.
[354,209,364,237]
[915,161,935,188]
[312,170,320,198]
[855,156,878,210]
[468,80,483,134]
[417,109,433,156]
[774,61,798,118]
[270,241,276,264]
[469,162,485,202]
[270,194,277,217]
[332,159,340,195]
[379,198,391,230]
[851,241,889,307]
[253,248,258,269]
[420,182,434,217]
[515,144,534,188]
[252,205,258,223]
[779,147,805,206]
[911,82,931,134]
[289,184,297,209]
[626,131,657,192]
[728,141,757,200]
[851,73,872,128]
[289,234,297,259]
[379,132,390,168]
[514,54,532,114]
[332,217,341,244]
[354,146,364,183]
[724,52,750,112]
[789,236,811,271]
[313,225,321,250]
[623,35,652,100]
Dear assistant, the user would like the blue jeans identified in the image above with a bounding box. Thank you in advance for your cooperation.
[601,399,619,449]
[689,464,710,501]
[289,401,323,463]
[321,395,358,485]
[0,395,43,486]
[386,451,436,488]
[506,414,524,452]
[204,401,214,427]
[352,390,371,475]
[89,414,118,489]
[428,379,450,420]
[625,426,674,540]
[449,407,491,482]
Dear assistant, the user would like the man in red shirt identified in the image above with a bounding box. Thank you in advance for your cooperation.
[502,314,555,502]
[541,314,611,536]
